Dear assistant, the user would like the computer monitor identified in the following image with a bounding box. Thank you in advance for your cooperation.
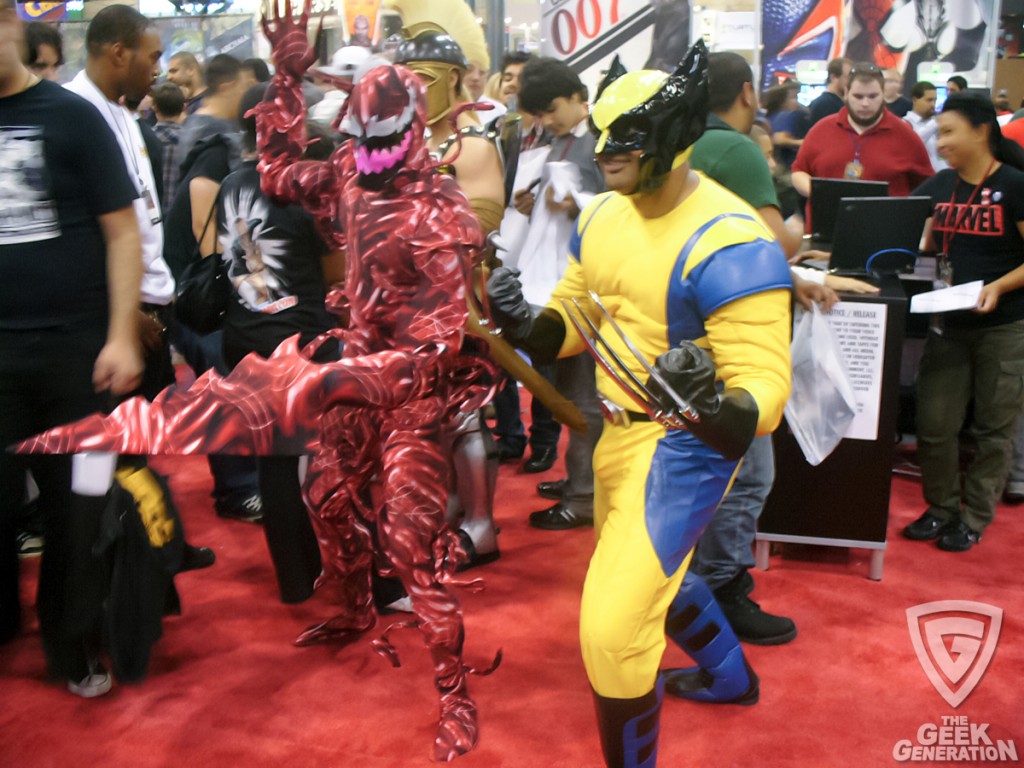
[809,178,889,243]
[797,83,826,108]
[828,197,932,276]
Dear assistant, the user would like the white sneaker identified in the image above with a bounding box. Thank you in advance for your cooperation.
[383,596,414,614]
[68,666,112,698]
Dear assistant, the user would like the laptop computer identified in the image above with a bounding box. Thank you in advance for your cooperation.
[810,178,889,244]
[828,196,932,277]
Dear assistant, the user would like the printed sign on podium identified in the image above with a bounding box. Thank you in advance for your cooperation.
[758,289,907,580]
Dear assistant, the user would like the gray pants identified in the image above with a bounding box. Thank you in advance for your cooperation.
[556,353,604,518]
[917,320,1024,532]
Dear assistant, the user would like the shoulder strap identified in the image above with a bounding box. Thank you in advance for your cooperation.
[195,188,222,259]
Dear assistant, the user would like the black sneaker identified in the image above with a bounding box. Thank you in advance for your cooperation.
[937,521,981,552]
[902,511,953,541]
[217,494,264,524]
[528,503,592,530]
[16,530,43,558]
[714,572,797,646]
[1002,489,1024,505]
[67,660,112,698]
[523,447,557,474]
[179,544,217,572]
[536,478,567,501]
[495,439,525,463]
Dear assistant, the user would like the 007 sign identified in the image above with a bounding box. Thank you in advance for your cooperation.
[543,0,623,57]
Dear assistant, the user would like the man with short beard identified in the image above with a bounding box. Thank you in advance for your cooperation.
[904,80,946,172]
[791,64,933,199]
[166,50,201,104]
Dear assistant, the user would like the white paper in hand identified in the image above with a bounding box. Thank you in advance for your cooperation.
[909,280,984,314]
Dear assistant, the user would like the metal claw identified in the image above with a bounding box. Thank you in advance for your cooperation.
[559,298,660,419]
[587,290,700,423]
[557,301,659,417]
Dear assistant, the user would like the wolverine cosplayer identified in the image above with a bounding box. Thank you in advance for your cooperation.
[488,43,792,767]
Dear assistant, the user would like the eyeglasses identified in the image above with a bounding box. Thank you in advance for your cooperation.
[850,65,882,78]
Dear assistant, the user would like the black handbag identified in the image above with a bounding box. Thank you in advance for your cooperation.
[174,195,229,335]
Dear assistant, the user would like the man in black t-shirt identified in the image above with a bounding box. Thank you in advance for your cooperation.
[164,95,261,524]
[0,0,143,695]
[807,57,851,128]
[217,112,338,601]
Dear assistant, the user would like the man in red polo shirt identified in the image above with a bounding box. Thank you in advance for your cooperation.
[791,65,933,199]
[1004,116,1024,150]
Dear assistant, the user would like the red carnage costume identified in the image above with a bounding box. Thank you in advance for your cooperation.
[255,6,497,758]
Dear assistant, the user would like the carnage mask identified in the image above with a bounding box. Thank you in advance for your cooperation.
[338,64,430,190]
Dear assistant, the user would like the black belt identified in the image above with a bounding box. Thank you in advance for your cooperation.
[624,410,652,422]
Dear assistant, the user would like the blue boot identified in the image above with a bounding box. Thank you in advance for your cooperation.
[592,677,663,767]
[662,571,759,704]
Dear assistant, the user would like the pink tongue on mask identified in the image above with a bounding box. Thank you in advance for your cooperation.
[355,131,413,175]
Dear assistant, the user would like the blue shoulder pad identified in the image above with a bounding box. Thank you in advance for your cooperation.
[687,239,792,317]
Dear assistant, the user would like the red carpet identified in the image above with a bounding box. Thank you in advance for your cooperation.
[2,443,1022,766]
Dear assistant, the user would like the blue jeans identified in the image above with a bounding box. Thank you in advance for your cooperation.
[491,376,526,453]
[530,362,562,452]
[169,319,259,511]
[691,434,775,591]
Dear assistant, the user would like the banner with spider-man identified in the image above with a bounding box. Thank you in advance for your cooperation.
[760,0,999,95]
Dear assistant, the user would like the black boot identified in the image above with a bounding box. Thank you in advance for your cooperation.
[593,678,662,768]
[713,571,796,646]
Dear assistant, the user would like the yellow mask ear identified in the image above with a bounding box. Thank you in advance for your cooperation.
[671,147,693,170]
[591,70,670,131]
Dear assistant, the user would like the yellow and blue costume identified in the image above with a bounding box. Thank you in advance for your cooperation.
[556,46,790,768]
[550,174,792,699]
[487,42,792,767]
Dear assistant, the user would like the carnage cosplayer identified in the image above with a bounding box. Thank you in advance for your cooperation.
[240,4,500,756]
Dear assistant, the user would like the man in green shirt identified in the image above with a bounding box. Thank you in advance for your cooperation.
[691,53,802,256]
[688,52,879,645]
[687,52,800,645]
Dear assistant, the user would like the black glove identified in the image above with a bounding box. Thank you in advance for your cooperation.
[649,342,719,416]
[648,341,758,461]
[486,267,534,342]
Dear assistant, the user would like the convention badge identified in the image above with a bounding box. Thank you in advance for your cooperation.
[937,252,953,286]
[844,160,864,179]
[141,185,161,225]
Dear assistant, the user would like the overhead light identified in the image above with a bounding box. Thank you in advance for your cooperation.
[504,16,512,23]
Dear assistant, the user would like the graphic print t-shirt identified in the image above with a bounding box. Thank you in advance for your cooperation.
[914,165,1024,329]
[0,80,136,329]
[218,162,334,358]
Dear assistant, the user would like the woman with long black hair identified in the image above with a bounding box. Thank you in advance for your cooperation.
[904,92,1024,552]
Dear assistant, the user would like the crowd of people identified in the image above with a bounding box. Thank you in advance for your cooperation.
[2,1,1024,765]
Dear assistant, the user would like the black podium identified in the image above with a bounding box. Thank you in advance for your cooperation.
[756,285,907,580]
